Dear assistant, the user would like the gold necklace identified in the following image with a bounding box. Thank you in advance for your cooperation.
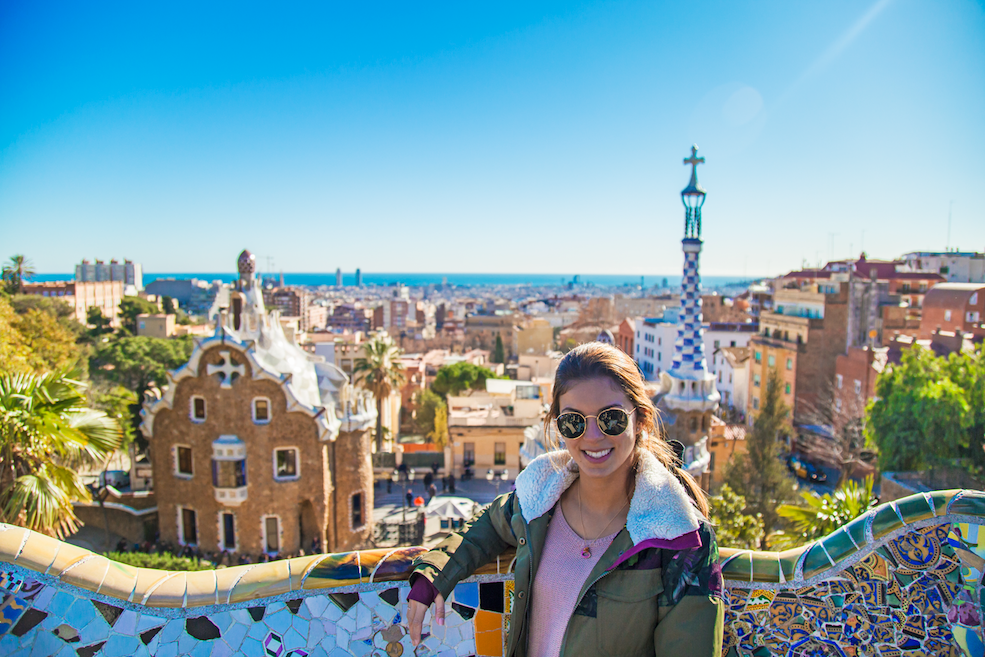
[577,482,629,559]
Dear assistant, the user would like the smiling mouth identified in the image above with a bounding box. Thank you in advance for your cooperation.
[584,448,613,459]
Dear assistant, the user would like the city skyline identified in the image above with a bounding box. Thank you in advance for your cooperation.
[1,1,983,276]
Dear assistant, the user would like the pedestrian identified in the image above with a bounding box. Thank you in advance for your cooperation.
[448,473,456,495]
[441,476,447,492]
[406,488,413,507]
[407,342,723,656]
[387,478,392,494]
[424,471,434,490]
[428,482,437,501]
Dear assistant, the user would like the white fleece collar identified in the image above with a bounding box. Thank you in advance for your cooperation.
[513,449,702,544]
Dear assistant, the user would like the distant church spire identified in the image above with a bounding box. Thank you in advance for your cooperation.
[658,146,720,412]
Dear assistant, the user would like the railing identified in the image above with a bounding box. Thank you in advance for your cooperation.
[1,489,983,656]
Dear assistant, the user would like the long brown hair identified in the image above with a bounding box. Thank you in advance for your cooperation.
[544,342,709,517]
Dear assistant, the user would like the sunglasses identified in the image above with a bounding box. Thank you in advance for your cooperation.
[555,408,637,440]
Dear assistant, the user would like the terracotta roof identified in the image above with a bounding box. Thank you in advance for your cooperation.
[715,346,750,367]
[923,283,985,309]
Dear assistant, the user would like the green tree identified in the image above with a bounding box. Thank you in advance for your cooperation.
[1,255,35,294]
[0,297,31,374]
[431,361,499,397]
[118,297,161,335]
[353,334,406,451]
[865,347,984,474]
[493,334,505,364]
[0,371,122,539]
[161,296,176,315]
[708,484,764,550]
[723,368,797,546]
[771,476,878,549]
[2,296,87,375]
[91,335,195,392]
[414,389,449,447]
[86,307,115,341]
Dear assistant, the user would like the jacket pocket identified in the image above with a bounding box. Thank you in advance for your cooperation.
[595,569,663,656]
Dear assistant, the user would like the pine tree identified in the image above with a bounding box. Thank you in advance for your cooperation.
[493,334,505,364]
[723,368,797,547]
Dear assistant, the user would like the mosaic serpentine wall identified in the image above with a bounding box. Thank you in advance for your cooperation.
[2,489,985,657]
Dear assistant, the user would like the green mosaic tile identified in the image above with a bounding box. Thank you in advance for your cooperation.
[870,503,904,541]
[750,553,780,583]
[800,543,834,581]
[947,492,985,518]
[721,551,753,582]
[843,515,868,551]
[928,490,961,516]
[822,528,858,566]
[778,549,802,583]
[895,494,935,524]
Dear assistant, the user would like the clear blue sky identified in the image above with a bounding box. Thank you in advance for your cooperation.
[1,1,983,277]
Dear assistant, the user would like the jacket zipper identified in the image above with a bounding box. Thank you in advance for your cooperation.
[557,567,613,656]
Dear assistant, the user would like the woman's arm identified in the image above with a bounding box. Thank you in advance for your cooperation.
[652,523,725,656]
[408,492,519,645]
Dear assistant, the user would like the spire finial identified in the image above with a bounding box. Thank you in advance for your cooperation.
[684,144,705,171]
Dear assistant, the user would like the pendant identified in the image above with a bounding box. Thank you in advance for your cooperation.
[581,546,592,558]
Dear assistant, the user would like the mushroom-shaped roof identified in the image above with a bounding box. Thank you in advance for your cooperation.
[596,329,615,344]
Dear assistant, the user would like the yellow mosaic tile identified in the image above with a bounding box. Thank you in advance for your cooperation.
[59,554,109,593]
[142,572,188,608]
[96,559,139,600]
[0,525,29,565]
[129,568,173,604]
[228,559,291,603]
[287,554,326,591]
[214,564,252,605]
[12,530,62,574]
[44,541,91,578]
[184,569,219,606]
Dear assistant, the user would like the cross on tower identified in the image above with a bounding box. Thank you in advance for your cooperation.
[683,144,704,171]
[207,350,245,389]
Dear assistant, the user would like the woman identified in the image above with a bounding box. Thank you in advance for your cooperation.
[408,342,724,657]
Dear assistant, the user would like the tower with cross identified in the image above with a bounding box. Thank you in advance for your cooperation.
[654,145,720,483]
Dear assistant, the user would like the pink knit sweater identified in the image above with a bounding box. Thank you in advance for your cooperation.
[526,506,619,657]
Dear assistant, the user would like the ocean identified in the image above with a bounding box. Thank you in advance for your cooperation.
[32,272,755,290]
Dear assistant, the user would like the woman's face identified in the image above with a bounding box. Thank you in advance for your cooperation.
[557,376,637,482]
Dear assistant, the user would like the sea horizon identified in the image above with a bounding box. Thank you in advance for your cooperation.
[31,272,761,289]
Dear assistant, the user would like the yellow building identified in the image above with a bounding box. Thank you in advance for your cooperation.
[447,379,544,478]
[137,313,176,338]
[516,317,554,355]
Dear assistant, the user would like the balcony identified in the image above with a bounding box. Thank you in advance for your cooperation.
[1,489,982,657]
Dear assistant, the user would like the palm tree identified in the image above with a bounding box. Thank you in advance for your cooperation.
[353,334,406,452]
[0,371,122,539]
[770,476,878,549]
[2,255,36,294]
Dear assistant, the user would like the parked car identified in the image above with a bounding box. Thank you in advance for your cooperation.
[787,455,827,483]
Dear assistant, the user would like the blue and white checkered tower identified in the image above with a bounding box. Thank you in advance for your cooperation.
[657,145,721,413]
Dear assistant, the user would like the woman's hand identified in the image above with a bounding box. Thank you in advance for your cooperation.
[407,593,445,647]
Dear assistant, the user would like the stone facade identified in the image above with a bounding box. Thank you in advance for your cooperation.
[142,250,377,558]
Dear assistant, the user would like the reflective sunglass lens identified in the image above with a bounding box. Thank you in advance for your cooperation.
[557,413,586,439]
[598,409,629,435]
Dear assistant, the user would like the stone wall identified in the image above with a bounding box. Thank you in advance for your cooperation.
[2,489,985,656]
[150,346,329,556]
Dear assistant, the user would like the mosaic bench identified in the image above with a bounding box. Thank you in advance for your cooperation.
[1,489,984,657]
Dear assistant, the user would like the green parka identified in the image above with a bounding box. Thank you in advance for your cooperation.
[412,451,725,657]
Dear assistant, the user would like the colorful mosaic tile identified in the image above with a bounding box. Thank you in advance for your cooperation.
[1,491,985,656]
